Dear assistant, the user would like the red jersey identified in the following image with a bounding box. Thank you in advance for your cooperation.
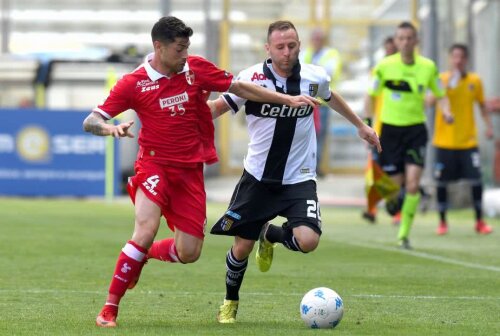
[94,54,233,165]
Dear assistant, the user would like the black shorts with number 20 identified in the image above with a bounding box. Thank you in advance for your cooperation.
[210,170,322,241]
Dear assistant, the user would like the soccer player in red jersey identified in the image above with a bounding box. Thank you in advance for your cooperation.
[83,16,318,328]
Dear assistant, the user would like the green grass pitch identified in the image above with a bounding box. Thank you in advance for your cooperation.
[0,198,499,335]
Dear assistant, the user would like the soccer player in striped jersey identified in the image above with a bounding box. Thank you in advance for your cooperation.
[84,16,318,328]
[207,20,380,323]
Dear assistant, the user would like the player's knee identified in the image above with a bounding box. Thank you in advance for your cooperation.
[296,235,320,253]
[232,238,255,260]
[132,218,159,248]
[293,226,320,253]
[177,247,202,263]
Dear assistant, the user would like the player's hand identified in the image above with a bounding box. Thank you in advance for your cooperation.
[442,111,454,124]
[485,97,500,112]
[287,95,320,108]
[359,124,381,153]
[110,120,135,138]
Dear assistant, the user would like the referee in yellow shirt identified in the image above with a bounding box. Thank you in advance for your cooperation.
[430,43,494,235]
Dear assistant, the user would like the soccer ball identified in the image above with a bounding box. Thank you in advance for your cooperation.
[300,287,344,329]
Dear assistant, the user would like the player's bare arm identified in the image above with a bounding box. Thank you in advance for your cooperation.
[83,111,135,138]
[328,91,382,153]
[229,81,319,108]
[363,94,377,128]
[437,96,453,123]
[208,98,231,119]
[363,94,375,120]
[478,103,494,139]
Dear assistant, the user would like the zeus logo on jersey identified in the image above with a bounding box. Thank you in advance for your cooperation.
[159,92,189,109]
[141,85,159,92]
[136,79,159,92]
[260,103,313,118]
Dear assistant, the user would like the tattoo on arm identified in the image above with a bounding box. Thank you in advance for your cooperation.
[83,112,109,136]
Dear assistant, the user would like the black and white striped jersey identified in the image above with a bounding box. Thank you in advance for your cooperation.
[222,58,332,185]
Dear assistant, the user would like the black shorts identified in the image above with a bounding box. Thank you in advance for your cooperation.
[379,123,428,175]
[433,147,482,183]
[210,170,322,240]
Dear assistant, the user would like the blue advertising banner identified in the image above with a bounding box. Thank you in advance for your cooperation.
[0,108,119,196]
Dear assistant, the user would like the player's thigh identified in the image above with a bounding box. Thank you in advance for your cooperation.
[132,189,162,247]
[211,171,280,240]
[129,160,167,247]
[281,180,322,236]
[433,147,458,183]
[165,164,207,240]
[404,124,428,167]
[379,124,405,175]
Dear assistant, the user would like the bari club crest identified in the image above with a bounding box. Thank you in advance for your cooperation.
[185,70,195,85]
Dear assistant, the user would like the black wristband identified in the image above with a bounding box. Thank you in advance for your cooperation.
[363,117,372,127]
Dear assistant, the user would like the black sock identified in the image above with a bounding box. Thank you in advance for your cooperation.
[472,184,483,221]
[282,227,305,253]
[224,248,247,301]
[265,224,284,244]
[437,185,448,222]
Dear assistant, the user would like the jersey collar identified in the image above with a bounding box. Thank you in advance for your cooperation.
[143,53,190,81]
[263,58,301,81]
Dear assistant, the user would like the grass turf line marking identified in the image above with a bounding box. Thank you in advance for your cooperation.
[342,240,500,273]
[0,289,499,301]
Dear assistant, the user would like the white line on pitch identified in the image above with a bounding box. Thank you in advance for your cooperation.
[0,289,498,301]
[341,240,500,272]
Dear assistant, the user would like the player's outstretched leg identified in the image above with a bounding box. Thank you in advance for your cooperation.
[96,240,148,328]
[218,245,250,323]
[255,223,276,272]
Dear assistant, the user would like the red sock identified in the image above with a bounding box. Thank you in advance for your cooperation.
[148,238,180,263]
[106,240,147,305]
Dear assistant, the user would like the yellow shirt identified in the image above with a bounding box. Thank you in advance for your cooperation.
[432,71,484,149]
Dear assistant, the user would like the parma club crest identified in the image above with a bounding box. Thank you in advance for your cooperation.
[185,70,195,85]
[309,83,319,96]
[221,217,234,231]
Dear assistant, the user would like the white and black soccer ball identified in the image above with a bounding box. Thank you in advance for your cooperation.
[300,287,344,329]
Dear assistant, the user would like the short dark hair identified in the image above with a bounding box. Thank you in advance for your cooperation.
[396,21,418,36]
[384,36,394,45]
[151,16,193,44]
[449,43,469,57]
[267,20,298,41]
